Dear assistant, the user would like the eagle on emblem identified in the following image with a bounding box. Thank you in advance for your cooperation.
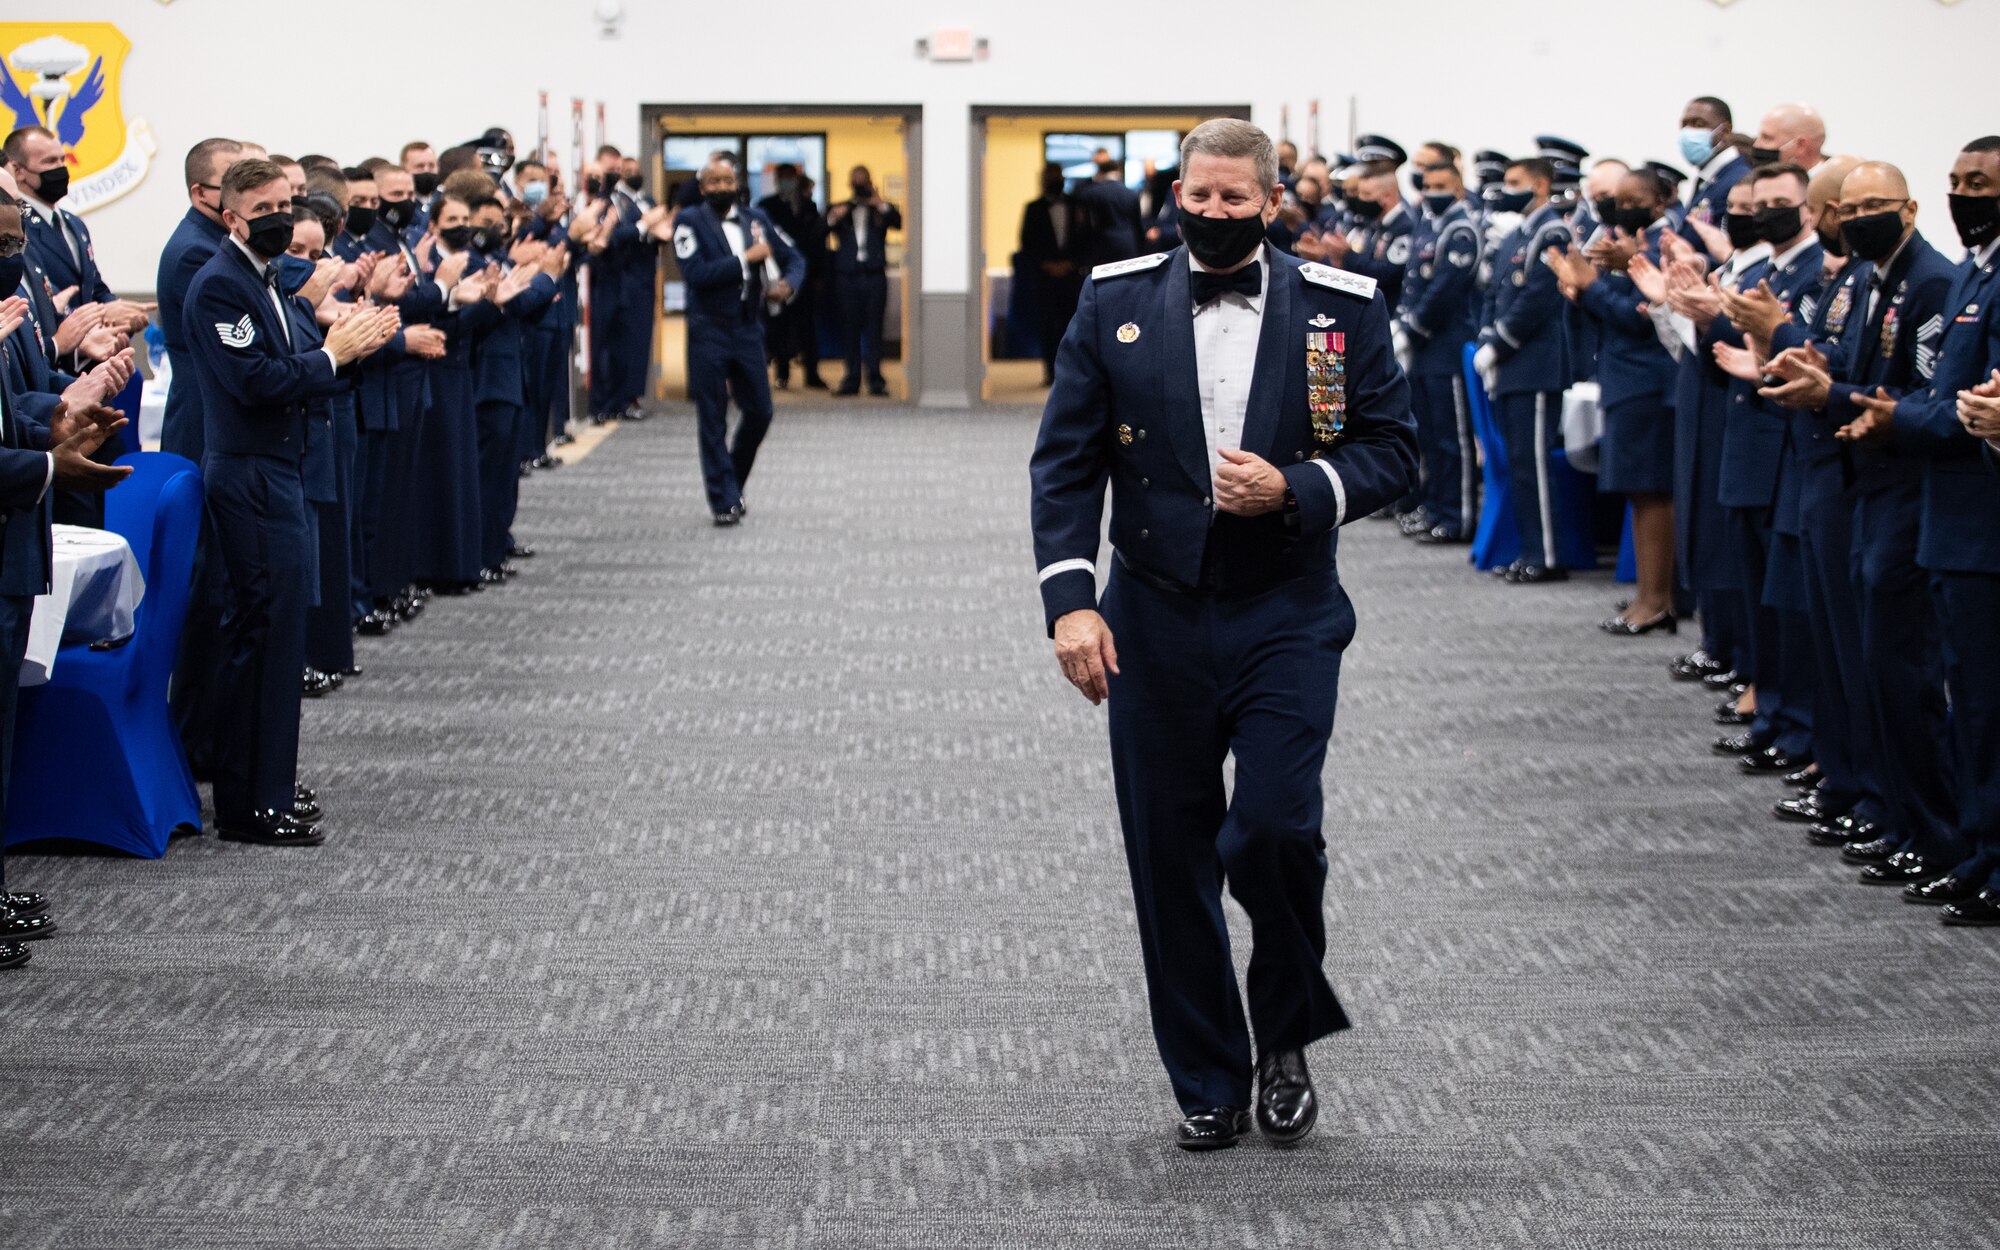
[2,35,107,160]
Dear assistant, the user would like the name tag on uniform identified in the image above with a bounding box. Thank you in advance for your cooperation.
[1306,331,1347,444]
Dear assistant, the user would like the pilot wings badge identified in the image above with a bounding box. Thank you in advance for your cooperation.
[214,314,254,349]
[1308,313,1335,328]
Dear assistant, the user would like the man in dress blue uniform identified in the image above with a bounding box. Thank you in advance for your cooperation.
[182,159,398,846]
[1396,160,1482,543]
[158,138,242,466]
[1842,137,2000,924]
[1677,97,1750,248]
[826,166,901,397]
[674,156,804,524]
[4,127,152,357]
[1475,156,1575,582]
[1030,119,1416,1152]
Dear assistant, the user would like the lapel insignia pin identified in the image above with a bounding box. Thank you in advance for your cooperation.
[1116,424,1133,446]
[1308,313,1335,328]
[1117,322,1140,343]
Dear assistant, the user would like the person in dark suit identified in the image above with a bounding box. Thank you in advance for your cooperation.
[672,156,804,523]
[157,138,243,463]
[1077,157,1143,267]
[1019,162,1091,386]
[1031,119,1416,1152]
[757,164,829,390]
[825,165,900,396]
[181,159,398,847]
[0,186,134,968]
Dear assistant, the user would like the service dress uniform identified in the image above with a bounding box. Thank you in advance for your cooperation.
[1396,198,1482,538]
[1479,200,1575,570]
[1029,243,1416,1116]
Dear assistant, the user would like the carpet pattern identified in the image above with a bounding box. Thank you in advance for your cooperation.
[5,405,1999,1249]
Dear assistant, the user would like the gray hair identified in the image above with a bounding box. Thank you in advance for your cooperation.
[1179,119,1278,190]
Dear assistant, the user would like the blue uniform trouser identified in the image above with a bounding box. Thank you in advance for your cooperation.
[1725,504,1803,751]
[477,400,523,572]
[1101,562,1353,1115]
[1934,571,2000,887]
[835,270,888,390]
[1496,390,1563,568]
[588,279,623,414]
[688,316,776,515]
[531,326,570,445]
[617,291,654,410]
[1696,589,1742,673]
[1854,486,1958,857]
[1409,370,1476,537]
[205,453,310,824]
[1797,480,1884,823]
[0,593,31,889]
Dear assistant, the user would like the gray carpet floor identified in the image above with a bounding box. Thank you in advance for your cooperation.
[5,405,2000,1249]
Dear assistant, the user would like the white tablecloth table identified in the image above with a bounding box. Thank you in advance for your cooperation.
[21,524,146,687]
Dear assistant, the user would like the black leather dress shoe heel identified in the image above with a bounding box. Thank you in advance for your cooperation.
[1256,1049,1318,1146]
[0,941,28,969]
[1600,612,1677,636]
[1175,1106,1253,1152]
[1904,874,1981,905]
[1859,852,1947,887]
[1840,836,1899,866]
[1774,794,1844,824]
[217,810,325,847]
[291,797,324,826]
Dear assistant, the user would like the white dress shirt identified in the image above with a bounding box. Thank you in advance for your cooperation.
[1188,245,1269,498]
[24,194,80,269]
[852,203,872,264]
[1049,199,1069,252]
[229,236,339,371]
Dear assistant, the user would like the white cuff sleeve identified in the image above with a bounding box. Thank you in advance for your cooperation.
[37,452,52,503]
[321,347,339,372]
[1037,558,1095,583]
[1496,321,1521,349]
[1309,459,1347,527]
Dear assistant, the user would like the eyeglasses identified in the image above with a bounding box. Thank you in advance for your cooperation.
[0,236,23,258]
[1834,197,1908,220]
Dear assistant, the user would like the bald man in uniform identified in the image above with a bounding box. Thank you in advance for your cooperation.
[1751,103,1830,174]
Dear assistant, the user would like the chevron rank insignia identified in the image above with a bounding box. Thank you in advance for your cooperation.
[1091,253,1169,281]
[1299,263,1377,301]
[214,315,255,348]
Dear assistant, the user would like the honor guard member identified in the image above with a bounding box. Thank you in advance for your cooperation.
[1330,136,1414,309]
[674,156,804,524]
[1646,161,1690,238]
[182,158,398,847]
[1678,97,1750,245]
[1029,119,1416,1153]
[1396,161,1483,543]
[1475,156,1575,581]
[1841,137,2000,923]
[826,166,902,397]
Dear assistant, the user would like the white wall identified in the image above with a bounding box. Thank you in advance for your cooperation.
[67,0,2000,294]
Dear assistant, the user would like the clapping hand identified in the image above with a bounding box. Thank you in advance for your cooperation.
[538,242,570,277]
[1712,340,1765,384]
[52,351,135,436]
[1957,368,2000,442]
[1628,253,1668,304]
[46,400,132,491]
[1545,243,1598,298]
[323,304,399,366]
[53,301,108,354]
[1687,215,1732,264]
[508,237,547,268]
[1758,344,1833,409]
[1720,278,1786,340]
[402,324,447,359]
[296,257,347,308]
[0,294,30,345]
[1838,387,1899,443]
[434,250,471,290]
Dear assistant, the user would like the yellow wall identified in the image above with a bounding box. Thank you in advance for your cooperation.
[980,112,1215,274]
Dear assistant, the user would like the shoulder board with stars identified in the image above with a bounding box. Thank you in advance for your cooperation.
[1091,253,1170,281]
[1298,263,1377,301]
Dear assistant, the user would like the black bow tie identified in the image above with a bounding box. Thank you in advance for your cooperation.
[1193,265,1260,306]
[262,265,281,291]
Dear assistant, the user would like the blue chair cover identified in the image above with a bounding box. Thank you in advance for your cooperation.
[7,452,203,857]
[1461,344,1600,572]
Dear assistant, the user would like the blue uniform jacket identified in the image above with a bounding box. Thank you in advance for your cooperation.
[1784,258,1869,524]
[1480,201,1575,394]
[1823,233,1956,494]
[1030,246,1418,633]
[1678,154,1751,252]
[1716,238,1824,509]
[1398,201,1482,377]
[1890,246,2000,573]
[156,206,231,461]
[1573,223,1677,408]
[0,383,52,598]
[182,240,348,462]
[24,203,115,307]
[671,203,805,329]
[1342,201,1414,309]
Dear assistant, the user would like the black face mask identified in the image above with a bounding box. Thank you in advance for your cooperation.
[1612,205,1657,234]
[1489,188,1534,215]
[1347,198,1383,222]
[583,175,603,197]
[471,225,505,254]
[439,224,475,251]
[852,184,872,200]
[1592,195,1618,224]
[412,171,440,197]
[1752,204,1802,247]
[1748,145,1782,167]
[1409,170,1427,196]
[30,164,69,204]
[242,211,294,258]
[0,252,24,298]
[1950,193,2000,250]
[1840,211,1904,263]
[622,174,643,191]
[343,205,377,238]
[704,190,737,215]
[379,198,414,231]
[1724,213,1760,250]
[1177,199,1268,271]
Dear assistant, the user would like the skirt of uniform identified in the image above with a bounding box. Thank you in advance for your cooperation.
[414,361,484,585]
[1598,395,1675,496]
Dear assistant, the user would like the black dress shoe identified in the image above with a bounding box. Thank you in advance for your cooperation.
[1506,564,1569,584]
[833,383,861,397]
[1860,851,1948,887]
[0,908,56,941]
[1941,891,2000,927]
[1840,836,1899,865]
[356,610,393,636]
[867,383,890,397]
[803,374,828,390]
[1715,703,1754,726]
[1712,732,1763,756]
[295,782,318,806]
[1808,818,1876,848]
[1906,874,1982,906]
[1740,747,1809,774]
[302,668,336,698]
[0,941,28,969]
[1781,764,1821,788]
[1175,1106,1253,1152]
[1601,611,1677,636]
[1774,793,1844,824]
[292,797,324,826]
[1397,508,1432,536]
[1669,650,1728,681]
[1256,1049,1318,1146]
[217,810,325,847]
[1414,525,1470,545]
[3,891,49,917]
[507,543,536,559]
[1701,669,1742,691]
[531,454,560,470]
[713,505,744,527]
[554,432,576,446]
